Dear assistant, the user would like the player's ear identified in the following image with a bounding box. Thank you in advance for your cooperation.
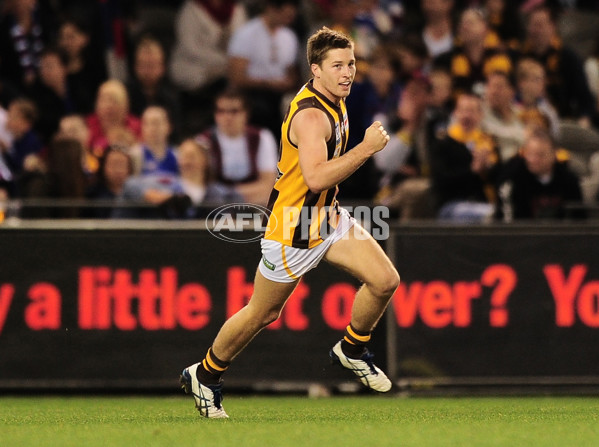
[311,63,321,78]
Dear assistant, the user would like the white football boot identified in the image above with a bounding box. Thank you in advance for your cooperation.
[330,340,392,392]
[180,363,229,419]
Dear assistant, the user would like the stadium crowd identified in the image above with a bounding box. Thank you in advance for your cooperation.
[1,0,599,221]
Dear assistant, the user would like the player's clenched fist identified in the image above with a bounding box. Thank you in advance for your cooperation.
[363,120,390,155]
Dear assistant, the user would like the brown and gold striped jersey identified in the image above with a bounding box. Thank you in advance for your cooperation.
[264,80,349,248]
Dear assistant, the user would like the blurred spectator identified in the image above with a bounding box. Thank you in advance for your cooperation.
[57,17,107,114]
[434,7,513,97]
[27,47,75,144]
[395,34,431,83]
[520,0,598,13]
[131,105,179,176]
[319,0,371,83]
[86,145,134,217]
[351,0,394,59]
[515,57,560,138]
[430,92,500,222]
[86,79,141,156]
[584,34,599,127]
[1,98,42,187]
[484,0,522,48]
[373,75,433,220]
[346,44,403,150]
[169,0,247,134]
[420,66,455,159]
[419,0,455,59]
[18,137,87,218]
[195,89,277,205]
[227,0,300,138]
[127,36,181,139]
[96,0,137,81]
[58,114,98,179]
[0,105,13,151]
[496,126,585,220]
[343,43,402,200]
[0,106,13,197]
[584,34,599,99]
[482,70,526,161]
[0,0,47,89]
[119,138,242,219]
[518,5,594,126]
[169,0,247,93]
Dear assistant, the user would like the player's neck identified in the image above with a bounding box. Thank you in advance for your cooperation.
[311,78,341,106]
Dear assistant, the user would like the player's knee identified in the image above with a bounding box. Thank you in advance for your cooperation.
[373,269,400,298]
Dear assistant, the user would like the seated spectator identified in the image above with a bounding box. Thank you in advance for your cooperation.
[127,36,181,140]
[169,0,247,134]
[227,0,300,138]
[87,80,141,157]
[28,47,75,144]
[322,0,374,82]
[430,92,500,222]
[0,105,13,197]
[482,70,526,161]
[119,139,242,219]
[169,0,247,93]
[484,0,522,49]
[418,0,455,59]
[518,5,594,126]
[434,7,513,98]
[18,137,87,218]
[584,33,599,128]
[496,126,585,220]
[1,98,43,191]
[0,0,47,89]
[373,74,433,220]
[424,67,455,146]
[57,17,107,114]
[86,145,134,218]
[130,106,179,176]
[342,43,403,200]
[58,114,98,178]
[515,57,560,139]
[395,34,431,84]
[195,89,277,206]
[352,0,395,58]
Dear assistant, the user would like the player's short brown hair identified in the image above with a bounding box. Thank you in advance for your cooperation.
[306,27,353,67]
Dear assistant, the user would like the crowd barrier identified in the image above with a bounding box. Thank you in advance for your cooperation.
[1,219,599,392]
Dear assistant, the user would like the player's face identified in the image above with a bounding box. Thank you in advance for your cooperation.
[312,48,356,103]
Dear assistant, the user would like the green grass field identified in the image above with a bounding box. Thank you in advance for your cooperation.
[2,395,599,447]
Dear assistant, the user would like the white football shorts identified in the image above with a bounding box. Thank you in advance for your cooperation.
[258,207,356,283]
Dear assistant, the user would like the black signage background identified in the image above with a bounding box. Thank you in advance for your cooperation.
[0,229,362,388]
[2,224,599,389]
[391,226,599,379]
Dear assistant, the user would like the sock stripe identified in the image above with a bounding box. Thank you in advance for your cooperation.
[205,348,229,373]
[346,325,371,344]
[343,335,358,345]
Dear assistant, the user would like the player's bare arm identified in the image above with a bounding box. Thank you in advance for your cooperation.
[294,109,390,193]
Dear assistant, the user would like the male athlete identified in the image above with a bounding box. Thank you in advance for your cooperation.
[180,27,400,418]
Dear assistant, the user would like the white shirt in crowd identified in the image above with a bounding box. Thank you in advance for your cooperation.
[215,127,278,181]
[227,17,299,82]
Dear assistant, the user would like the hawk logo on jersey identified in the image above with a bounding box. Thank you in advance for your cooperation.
[334,123,342,158]
[334,112,348,158]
